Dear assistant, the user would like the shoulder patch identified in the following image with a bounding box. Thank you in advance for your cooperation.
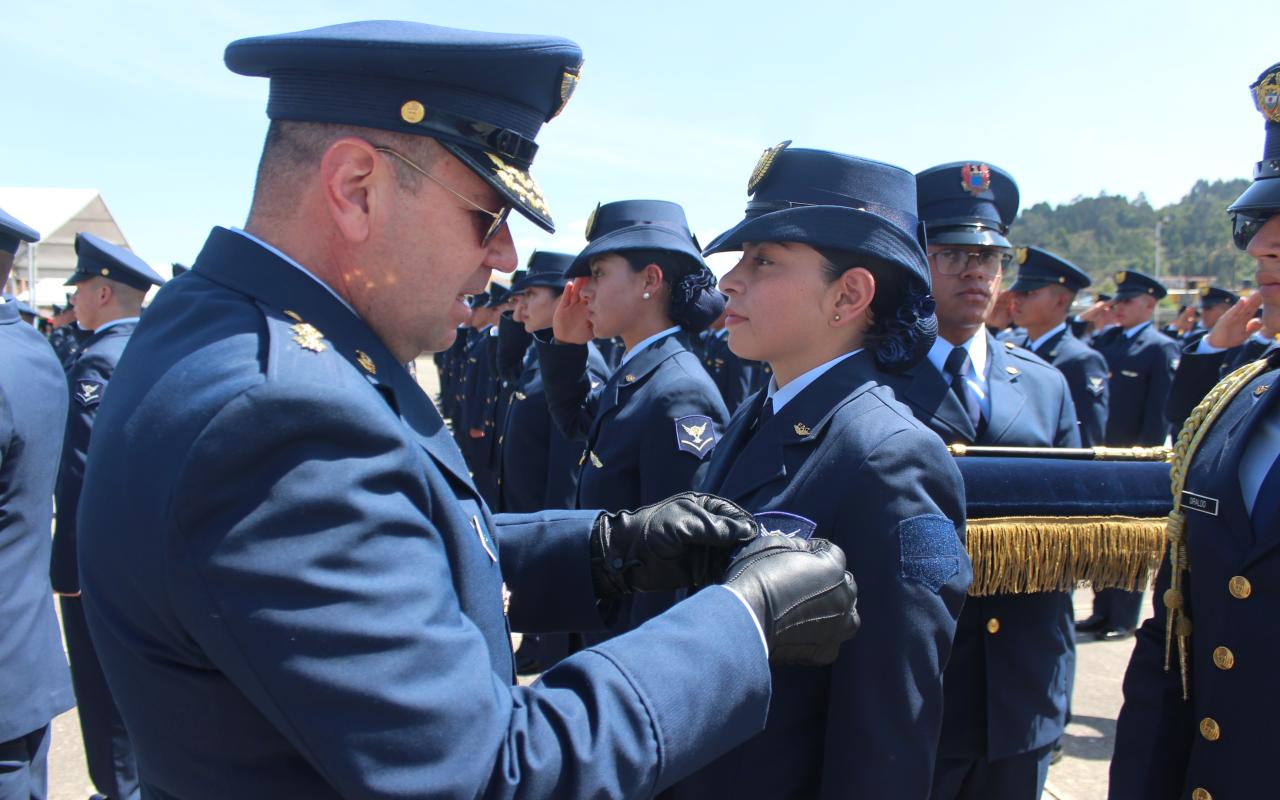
[674,414,717,459]
[898,513,963,593]
[1087,375,1107,396]
[74,379,105,407]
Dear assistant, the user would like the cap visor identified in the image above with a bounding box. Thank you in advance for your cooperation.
[441,142,555,233]
[1228,178,1280,215]
[926,227,1011,249]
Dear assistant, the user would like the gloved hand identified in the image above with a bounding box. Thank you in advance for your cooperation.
[722,534,859,666]
[591,492,759,600]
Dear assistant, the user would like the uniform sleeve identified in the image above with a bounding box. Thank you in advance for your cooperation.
[1165,347,1228,431]
[536,338,603,441]
[1140,339,1179,445]
[1051,369,1083,449]
[169,384,771,800]
[820,426,970,799]
[495,316,532,385]
[1061,352,1109,447]
[51,354,111,594]
[639,373,728,506]
[1109,556,1194,799]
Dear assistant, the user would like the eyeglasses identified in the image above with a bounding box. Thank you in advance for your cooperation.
[374,147,510,246]
[1231,211,1275,250]
[929,248,1012,276]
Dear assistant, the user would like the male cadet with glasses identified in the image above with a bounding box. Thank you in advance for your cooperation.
[53,233,164,800]
[73,22,858,799]
[1110,60,1280,800]
[1076,268,1180,642]
[0,209,75,800]
[877,162,1079,800]
[1009,247,1110,446]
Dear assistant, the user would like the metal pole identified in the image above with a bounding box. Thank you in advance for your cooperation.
[1154,219,1162,281]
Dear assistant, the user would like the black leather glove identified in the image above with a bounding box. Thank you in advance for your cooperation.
[591,492,759,600]
[722,535,859,666]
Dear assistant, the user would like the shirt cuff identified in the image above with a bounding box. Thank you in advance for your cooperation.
[718,585,769,659]
[1193,337,1227,354]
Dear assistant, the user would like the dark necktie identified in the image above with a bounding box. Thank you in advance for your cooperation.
[753,397,775,433]
[944,346,984,435]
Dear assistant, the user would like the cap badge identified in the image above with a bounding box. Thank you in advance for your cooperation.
[1015,247,1028,265]
[1255,69,1280,123]
[355,349,377,375]
[291,322,327,353]
[400,100,426,125]
[585,202,602,240]
[485,153,550,218]
[960,163,991,196]
[1115,272,1127,284]
[748,140,792,195]
[793,422,811,436]
[1200,286,1210,297]
[552,63,582,119]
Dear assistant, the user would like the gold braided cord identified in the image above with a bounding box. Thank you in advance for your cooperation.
[965,516,1166,597]
[1163,357,1273,700]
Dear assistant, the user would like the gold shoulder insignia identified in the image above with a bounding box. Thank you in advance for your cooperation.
[748,140,792,195]
[355,350,377,375]
[291,323,327,353]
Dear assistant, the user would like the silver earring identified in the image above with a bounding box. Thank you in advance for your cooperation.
[643,291,651,300]
[834,314,841,321]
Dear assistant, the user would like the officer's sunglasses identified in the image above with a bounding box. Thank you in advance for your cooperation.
[1231,210,1275,251]
[374,147,510,246]
[929,248,1013,276]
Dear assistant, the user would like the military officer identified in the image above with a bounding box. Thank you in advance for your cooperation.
[877,161,1080,800]
[53,232,164,800]
[460,285,512,506]
[1194,286,1240,341]
[1009,246,1110,446]
[1111,60,1280,800]
[667,144,969,800]
[1079,268,1181,641]
[75,23,858,798]
[0,208,75,800]
[698,304,760,414]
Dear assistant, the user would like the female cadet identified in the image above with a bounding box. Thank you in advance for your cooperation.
[666,145,971,800]
[535,200,729,634]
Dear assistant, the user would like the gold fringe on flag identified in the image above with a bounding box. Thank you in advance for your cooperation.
[965,516,1167,597]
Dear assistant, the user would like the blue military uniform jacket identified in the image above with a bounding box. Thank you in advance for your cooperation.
[75,227,772,799]
[50,319,137,594]
[1111,346,1280,800]
[1031,326,1110,447]
[1166,335,1274,429]
[879,335,1081,762]
[697,329,759,414]
[669,351,970,799]
[460,327,501,506]
[497,343,608,513]
[0,300,75,743]
[1094,322,1180,445]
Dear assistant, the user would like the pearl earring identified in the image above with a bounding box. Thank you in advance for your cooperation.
[643,291,651,300]
[833,314,841,321]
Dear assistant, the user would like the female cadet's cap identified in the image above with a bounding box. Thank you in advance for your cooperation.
[1008,247,1091,293]
[223,21,585,234]
[64,233,165,292]
[1228,61,1280,216]
[565,200,708,278]
[0,206,40,256]
[484,283,512,307]
[703,143,931,296]
[915,161,1019,249]
[511,250,574,292]
[1111,269,1167,300]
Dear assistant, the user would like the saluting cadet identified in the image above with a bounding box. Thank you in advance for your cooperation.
[0,208,74,800]
[1111,61,1280,800]
[877,161,1080,800]
[53,232,164,800]
[74,23,858,798]
[537,199,731,635]
[1009,246,1110,446]
[698,304,760,414]
[1079,268,1181,641]
[666,144,969,800]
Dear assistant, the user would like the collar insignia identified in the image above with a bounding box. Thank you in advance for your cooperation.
[589,450,604,468]
[1255,68,1280,123]
[960,163,991,196]
[283,309,303,322]
[291,322,327,353]
[624,373,637,383]
[675,414,717,460]
[754,510,817,542]
[748,140,791,194]
[355,350,376,375]
[1255,384,1270,397]
[793,422,811,436]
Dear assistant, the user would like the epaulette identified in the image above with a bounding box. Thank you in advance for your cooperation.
[1163,352,1277,700]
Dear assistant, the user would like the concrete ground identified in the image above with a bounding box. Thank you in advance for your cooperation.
[43,359,1150,798]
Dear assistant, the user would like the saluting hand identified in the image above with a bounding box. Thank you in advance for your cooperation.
[1207,290,1264,349]
[552,278,595,345]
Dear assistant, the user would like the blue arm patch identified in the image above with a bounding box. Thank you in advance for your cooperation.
[898,514,962,593]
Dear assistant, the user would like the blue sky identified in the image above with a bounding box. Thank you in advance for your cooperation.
[4,1,1275,274]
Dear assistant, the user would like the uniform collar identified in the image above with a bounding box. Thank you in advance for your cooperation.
[88,316,140,335]
[229,227,360,317]
[619,325,681,367]
[1123,320,1153,339]
[1027,321,1067,351]
[766,349,863,413]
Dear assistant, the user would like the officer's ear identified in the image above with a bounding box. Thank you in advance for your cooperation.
[829,266,875,328]
[639,262,665,295]
[320,137,380,244]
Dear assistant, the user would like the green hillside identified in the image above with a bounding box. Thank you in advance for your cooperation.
[1008,178,1256,297]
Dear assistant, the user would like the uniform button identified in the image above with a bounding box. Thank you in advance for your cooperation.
[610,557,624,570]
[986,618,1000,634]
[1213,646,1235,670]
[1229,576,1252,599]
[1199,717,1220,741]
[1192,789,1212,800]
